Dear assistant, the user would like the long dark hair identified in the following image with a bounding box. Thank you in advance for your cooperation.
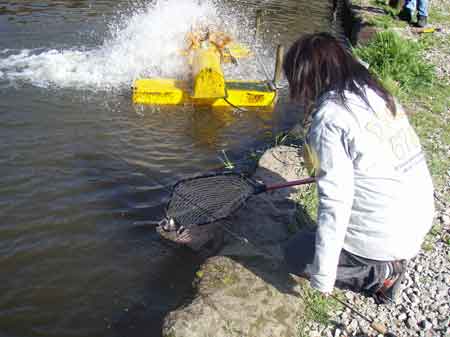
[283,32,396,123]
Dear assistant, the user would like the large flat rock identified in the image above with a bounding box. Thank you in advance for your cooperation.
[161,146,312,337]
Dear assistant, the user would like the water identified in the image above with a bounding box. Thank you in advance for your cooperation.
[0,1,341,336]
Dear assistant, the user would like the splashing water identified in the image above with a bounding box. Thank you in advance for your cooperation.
[0,0,242,90]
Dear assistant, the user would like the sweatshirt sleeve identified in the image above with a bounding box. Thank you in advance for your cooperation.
[307,122,355,293]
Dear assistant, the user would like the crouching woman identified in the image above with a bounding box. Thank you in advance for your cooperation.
[282,33,434,303]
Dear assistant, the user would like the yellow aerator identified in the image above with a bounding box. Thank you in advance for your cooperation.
[132,30,282,108]
[191,47,226,99]
[133,78,276,107]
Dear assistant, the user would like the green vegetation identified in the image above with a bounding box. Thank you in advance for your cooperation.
[428,5,450,24]
[219,149,235,169]
[421,238,434,251]
[354,31,450,189]
[364,0,406,29]
[365,13,399,29]
[444,233,450,246]
[297,283,341,337]
[430,224,442,236]
[368,0,450,27]
[293,184,318,232]
[354,31,435,97]
[370,0,397,9]
[424,223,450,248]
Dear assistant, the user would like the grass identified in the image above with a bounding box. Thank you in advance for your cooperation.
[294,184,318,232]
[411,107,450,188]
[428,5,450,25]
[430,224,442,236]
[354,31,450,190]
[365,14,399,29]
[297,283,342,337]
[270,131,320,233]
[366,8,403,29]
[219,149,235,169]
[363,0,406,29]
[364,0,450,34]
[443,233,450,246]
[419,32,450,55]
[353,31,435,97]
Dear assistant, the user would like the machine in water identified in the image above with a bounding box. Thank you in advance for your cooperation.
[132,25,283,108]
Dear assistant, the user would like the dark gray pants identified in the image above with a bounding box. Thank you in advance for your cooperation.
[283,231,389,295]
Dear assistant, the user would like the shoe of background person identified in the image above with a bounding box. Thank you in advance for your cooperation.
[417,15,428,28]
[373,260,407,305]
[398,8,412,23]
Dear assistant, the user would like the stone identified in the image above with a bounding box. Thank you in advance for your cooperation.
[408,293,420,306]
[442,274,450,285]
[438,318,450,330]
[397,313,407,321]
[419,320,433,330]
[440,213,450,226]
[407,317,419,330]
[438,284,449,295]
[426,311,437,320]
[431,317,438,328]
[345,292,354,300]
[438,304,449,316]
[162,256,304,337]
[341,311,350,323]
[348,319,358,331]
[334,328,341,337]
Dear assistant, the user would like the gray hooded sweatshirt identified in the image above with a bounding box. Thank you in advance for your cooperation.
[305,88,435,293]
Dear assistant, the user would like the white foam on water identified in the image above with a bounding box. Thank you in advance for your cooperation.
[0,0,235,90]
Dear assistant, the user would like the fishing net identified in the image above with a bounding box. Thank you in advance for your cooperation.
[166,172,260,227]
[164,172,315,228]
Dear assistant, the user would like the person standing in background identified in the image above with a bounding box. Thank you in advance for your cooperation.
[398,0,429,27]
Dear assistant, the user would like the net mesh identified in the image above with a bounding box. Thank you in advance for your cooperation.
[166,173,257,227]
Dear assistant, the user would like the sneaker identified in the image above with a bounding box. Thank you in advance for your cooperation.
[417,15,428,28]
[373,260,406,305]
[398,8,412,23]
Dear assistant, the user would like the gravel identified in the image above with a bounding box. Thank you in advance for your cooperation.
[420,0,450,85]
[304,223,450,337]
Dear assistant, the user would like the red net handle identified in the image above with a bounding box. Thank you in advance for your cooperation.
[261,176,316,193]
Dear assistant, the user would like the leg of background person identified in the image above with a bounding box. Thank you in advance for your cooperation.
[399,0,414,22]
[404,0,417,14]
[417,0,429,17]
[389,0,405,10]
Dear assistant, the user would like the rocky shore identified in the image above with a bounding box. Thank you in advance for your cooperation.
[304,217,450,337]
